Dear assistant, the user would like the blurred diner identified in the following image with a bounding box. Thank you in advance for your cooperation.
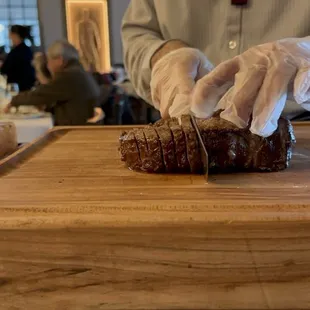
[4,40,101,126]
[0,0,160,141]
[0,25,36,92]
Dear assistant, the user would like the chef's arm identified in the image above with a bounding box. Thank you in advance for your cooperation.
[150,40,188,68]
[121,0,187,104]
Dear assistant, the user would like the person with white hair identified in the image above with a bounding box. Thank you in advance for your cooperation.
[4,40,100,126]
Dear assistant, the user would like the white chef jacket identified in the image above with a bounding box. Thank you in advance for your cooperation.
[121,0,310,117]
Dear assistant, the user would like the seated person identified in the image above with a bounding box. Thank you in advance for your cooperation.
[4,40,100,126]
[32,51,105,124]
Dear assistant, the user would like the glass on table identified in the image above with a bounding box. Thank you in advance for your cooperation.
[2,83,19,114]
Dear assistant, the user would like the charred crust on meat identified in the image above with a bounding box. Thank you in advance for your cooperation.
[119,114,295,174]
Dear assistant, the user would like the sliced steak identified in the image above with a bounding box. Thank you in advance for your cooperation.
[154,122,177,172]
[134,128,150,172]
[120,114,295,174]
[196,117,250,172]
[180,115,202,173]
[153,119,166,127]
[167,118,190,172]
[251,117,295,171]
[143,125,164,172]
[119,130,141,171]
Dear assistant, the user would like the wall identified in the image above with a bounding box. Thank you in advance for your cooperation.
[108,0,130,65]
[38,0,129,63]
[38,0,66,48]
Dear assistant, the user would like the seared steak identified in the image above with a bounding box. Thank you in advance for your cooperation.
[119,114,295,173]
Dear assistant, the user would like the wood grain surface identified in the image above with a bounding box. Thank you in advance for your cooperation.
[0,124,310,309]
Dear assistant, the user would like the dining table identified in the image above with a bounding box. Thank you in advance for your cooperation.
[0,94,53,143]
[0,114,53,144]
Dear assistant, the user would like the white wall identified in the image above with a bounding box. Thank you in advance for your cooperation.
[38,0,66,48]
[108,0,130,64]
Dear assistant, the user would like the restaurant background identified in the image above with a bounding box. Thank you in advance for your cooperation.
[38,0,130,64]
[0,0,130,65]
[0,0,159,144]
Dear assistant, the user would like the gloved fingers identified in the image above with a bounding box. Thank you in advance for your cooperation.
[294,66,310,104]
[157,85,177,119]
[150,72,168,110]
[214,86,234,111]
[190,81,234,118]
[220,65,267,128]
[168,94,191,118]
[156,77,195,119]
[202,57,239,87]
[196,58,215,79]
[286,80,295,101]
[250,52,297,137]
[301,102,310,112]
[150,47,215,118]
[190,58,239,118]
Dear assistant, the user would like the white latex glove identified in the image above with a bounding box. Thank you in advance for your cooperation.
[151,47,214,118]
[191,37,310,137]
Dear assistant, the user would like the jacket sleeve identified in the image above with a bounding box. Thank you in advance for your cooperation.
[121,0,169,104]
[11,75,69,108]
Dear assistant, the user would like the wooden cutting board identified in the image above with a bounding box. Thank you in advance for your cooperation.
[0,123,310,309]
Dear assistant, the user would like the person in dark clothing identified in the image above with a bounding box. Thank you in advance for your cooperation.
[4,40,100,126]
[1,25,36,91]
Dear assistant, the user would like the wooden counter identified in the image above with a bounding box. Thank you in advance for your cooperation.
[0,124,310,309]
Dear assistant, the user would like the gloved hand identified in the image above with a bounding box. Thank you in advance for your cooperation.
[190,37,310,137]
[151,47,214,118]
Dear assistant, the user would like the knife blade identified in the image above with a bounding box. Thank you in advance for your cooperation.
[190,114,209,182]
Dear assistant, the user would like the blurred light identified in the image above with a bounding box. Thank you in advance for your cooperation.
[0,24,5,33]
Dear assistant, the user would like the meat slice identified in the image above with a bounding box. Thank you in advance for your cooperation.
[196,117,250,172]
[119,130,141,171]
[153,122,177,172]
[143,125,164,172]
[195,115,295,172]
[250,118,295,171]
[167,118,190,172]
[134,128,150,172]
[153,119,166,127]
[180,115,202,173]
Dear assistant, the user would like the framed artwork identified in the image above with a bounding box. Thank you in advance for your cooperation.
[65,0,111,73]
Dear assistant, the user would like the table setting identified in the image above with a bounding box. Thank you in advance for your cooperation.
[0,77,53,144]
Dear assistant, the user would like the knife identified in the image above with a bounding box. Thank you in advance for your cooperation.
[190,114,209,182]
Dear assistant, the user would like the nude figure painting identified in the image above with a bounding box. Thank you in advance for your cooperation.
[65,0,111,73]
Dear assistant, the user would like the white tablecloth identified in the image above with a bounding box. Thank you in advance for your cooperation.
[0,116,53,144]
[0,91,54,143]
